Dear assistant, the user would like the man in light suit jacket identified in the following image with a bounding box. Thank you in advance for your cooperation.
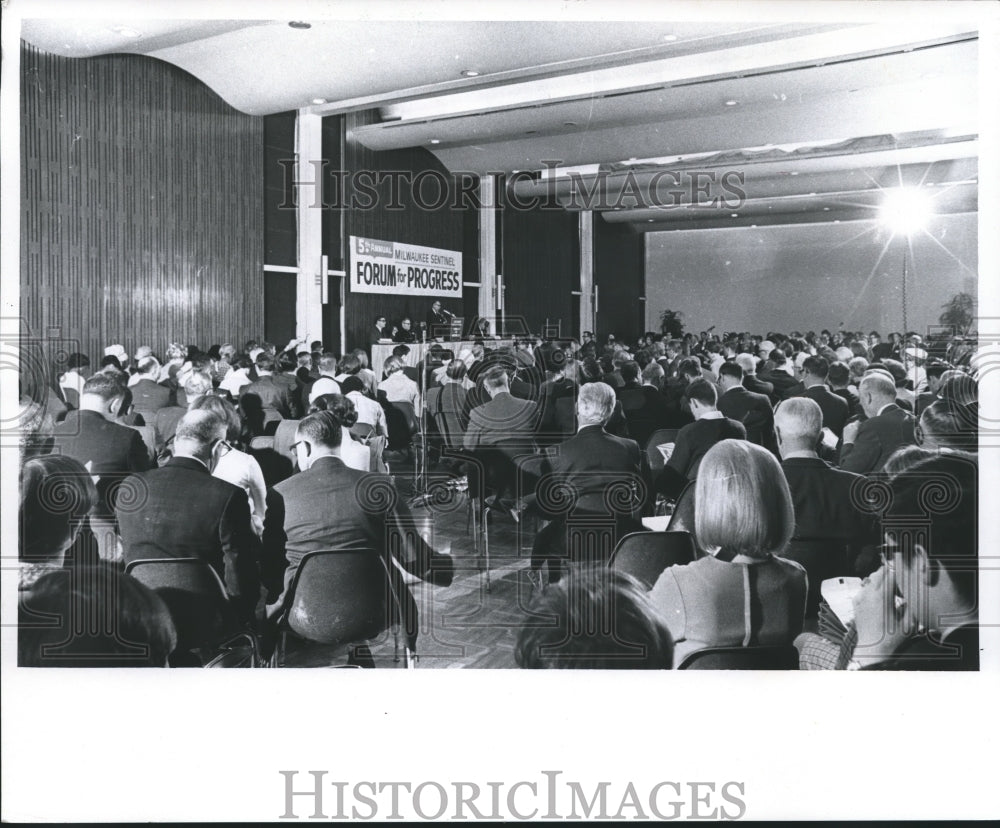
[262,412,453,652]
[116,410,259,622]
[840,372,916,475]
[129,356,172,418]
[463,366,538,455]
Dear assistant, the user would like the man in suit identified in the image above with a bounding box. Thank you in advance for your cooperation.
[827,361,861,419]
[535,348,579,445]
[532,382,650,584]
[655,378,746,499]
[796,355,849,438]
[261,412,453,656]
[52,372,152,560]
[116,410,260,621]
[717,360,776,454]
[129,356,171,419]
[240,353,298,434]
[463,366,538,454]
[735,353,776,402]
[776,398,879,588]
[369,314,389,348]
[759,350,804,400]
[425,300,450,338]
[618,360,672,448]
[840,372,917,474]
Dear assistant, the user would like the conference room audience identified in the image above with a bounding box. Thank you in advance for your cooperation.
[379,355,421,410]
[19,323,979,668]
[648,440,808,667]
[516,568,674,669]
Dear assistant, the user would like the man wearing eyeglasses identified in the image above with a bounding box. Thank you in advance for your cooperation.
[117,409,260,623]
[261,411,454,656]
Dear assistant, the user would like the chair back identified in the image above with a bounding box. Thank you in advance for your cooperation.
[350,422,375,444]
[610,531,696,588]
[383,400,419,450]
[284,550,392,647]
[368,435,388,473]
[272,419,300,456]
[666,481,696,534]
[678,645,800,670]
[780,539,852,618]
[645,428,679,473]
[125,557,240,653]
[128,425,157,463]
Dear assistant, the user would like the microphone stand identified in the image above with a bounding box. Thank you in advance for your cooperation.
[415,322,429,495]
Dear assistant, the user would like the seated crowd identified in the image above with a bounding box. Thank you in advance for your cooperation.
[17,326,980,669]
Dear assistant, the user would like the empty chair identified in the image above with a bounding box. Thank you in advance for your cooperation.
[609,531,697,588]
[645,428,679,474]
[678,645,800,670]
[271,549,412,667]
[124,557,261,667]
[666,481,697,538]
[383,400,419,451]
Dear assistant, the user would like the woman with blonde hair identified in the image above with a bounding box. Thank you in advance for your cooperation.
[648,439,807,666]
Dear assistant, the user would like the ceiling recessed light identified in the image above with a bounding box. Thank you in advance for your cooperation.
[789,171,799,176]
[731,213,739,218]
[312,98,327,105]
[662,34,678,42]
[110,26,142,38]
[823,207,830,211]
[725,100,739,107]
[430,139,440,145]
[460,69,480,77]
[563,121,578,127]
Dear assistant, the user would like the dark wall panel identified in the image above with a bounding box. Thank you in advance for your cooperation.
[264,111,297,267]
[20,43,263,368]
[501,200,578,338]
[594,218,645,341]
[341,110,476,353]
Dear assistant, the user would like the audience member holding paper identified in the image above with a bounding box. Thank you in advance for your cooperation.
[653,379,746,500]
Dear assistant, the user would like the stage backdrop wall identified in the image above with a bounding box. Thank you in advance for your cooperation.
[20,43,264,372]
[644,214,978,338]
[340,110,477,354]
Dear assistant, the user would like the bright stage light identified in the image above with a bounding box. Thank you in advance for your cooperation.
[879,187,933,236]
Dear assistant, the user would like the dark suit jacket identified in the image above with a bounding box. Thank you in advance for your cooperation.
[130,378,171,415]
[116,457,259,618]
[798,384,850,437]
[542,425,651,515]
[619,384,672,448]
[718,385,776,452]
[781,456,877,544]
[240,374,296,423]
[536,377,578,442]
[261,456,453,624]
[53,410,151,517]
[832,387,861,419]
[656,415,747,498]
[743,375,775,400]
[839,404,916,474]
[759,370,802,402]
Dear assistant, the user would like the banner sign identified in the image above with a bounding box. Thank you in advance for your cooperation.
[349,235,463,297]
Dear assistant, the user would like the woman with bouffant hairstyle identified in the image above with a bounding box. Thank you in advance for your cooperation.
[649,440,807,666]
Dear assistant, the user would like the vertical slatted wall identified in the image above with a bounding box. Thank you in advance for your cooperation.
[20,43,263,368]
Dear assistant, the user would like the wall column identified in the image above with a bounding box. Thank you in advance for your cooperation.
[579,211,595,336]
[478,176,498,327]
[295,110,324,343]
